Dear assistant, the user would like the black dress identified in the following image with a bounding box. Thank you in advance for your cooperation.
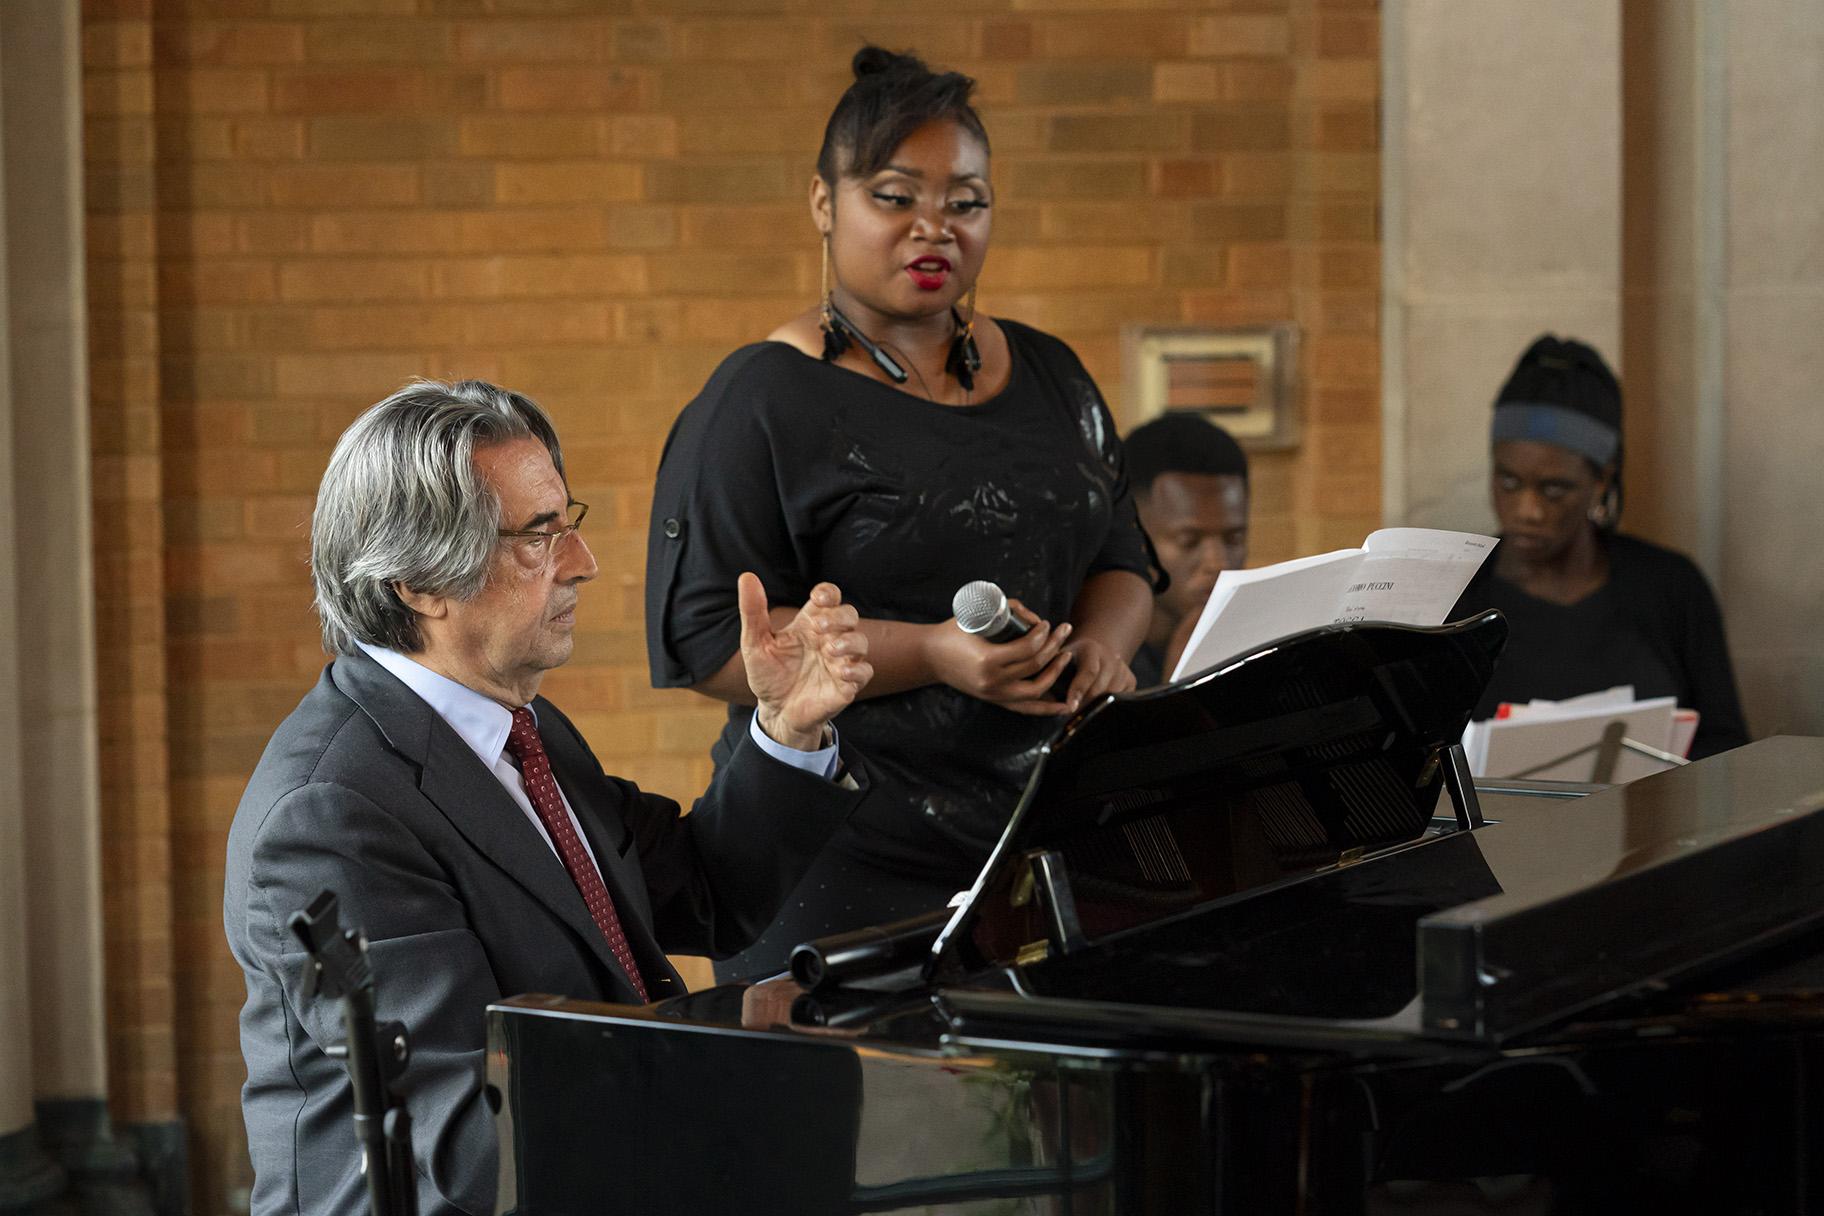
[1130,641,1167,688]
[646,320,1153,980]
[1449,533,1749,759]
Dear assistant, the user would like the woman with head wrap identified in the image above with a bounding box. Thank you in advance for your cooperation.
[1450,335,1748,758]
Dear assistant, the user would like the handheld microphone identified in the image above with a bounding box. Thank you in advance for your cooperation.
[952,580,1032,645]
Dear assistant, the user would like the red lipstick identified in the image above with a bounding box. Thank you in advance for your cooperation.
[906,256,951,291]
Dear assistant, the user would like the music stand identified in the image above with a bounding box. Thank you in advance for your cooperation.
[1506,719,1689,784]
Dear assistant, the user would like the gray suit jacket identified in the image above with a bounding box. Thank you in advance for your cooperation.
[224,651,867,1216]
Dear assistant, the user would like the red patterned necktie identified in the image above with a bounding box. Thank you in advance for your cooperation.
[504,707,648,1002]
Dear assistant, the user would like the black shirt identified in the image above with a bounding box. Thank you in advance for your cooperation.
[1450,533,1749,759]
[647,320,1153,880]
[1130,641,1166,688]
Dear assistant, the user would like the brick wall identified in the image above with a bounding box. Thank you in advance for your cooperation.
[80,1,1377,1209]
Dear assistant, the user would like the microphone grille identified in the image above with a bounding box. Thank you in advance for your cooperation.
[952,580,1005,634]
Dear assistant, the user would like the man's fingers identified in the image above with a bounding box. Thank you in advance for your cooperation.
[736,572,771,649]
[799,602,859,636]
[820,631,867,658]
[821,604,860,632]
[808,581,841,608]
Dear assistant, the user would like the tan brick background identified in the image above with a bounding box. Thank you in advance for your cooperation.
[80,0,1377,1208]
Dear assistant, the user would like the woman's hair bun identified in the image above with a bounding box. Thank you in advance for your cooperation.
[852,45,921,80]
[819,46,988,184]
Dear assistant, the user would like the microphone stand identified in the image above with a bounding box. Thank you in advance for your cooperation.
[289,890,418,1216]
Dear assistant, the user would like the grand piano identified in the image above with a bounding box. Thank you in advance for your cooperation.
[486,614,1824,1214]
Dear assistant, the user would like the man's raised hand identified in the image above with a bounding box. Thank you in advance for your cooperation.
[739,573,872,750]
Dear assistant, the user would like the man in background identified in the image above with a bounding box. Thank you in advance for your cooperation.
[1124,413,1251,685]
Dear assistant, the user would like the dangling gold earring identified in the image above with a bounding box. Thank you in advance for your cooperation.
[947,285,982,392]
[819,235,850,364]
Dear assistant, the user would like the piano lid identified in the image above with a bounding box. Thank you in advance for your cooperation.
[926,613,1508,983]
[1419,734,1824,1039]
[928,737,1824,1052]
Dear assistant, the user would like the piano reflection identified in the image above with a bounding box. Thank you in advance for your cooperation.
[487,613,1824,1214]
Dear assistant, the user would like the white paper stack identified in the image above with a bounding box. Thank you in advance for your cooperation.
[1463,686,1700,784]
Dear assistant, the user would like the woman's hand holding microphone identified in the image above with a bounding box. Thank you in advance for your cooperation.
[924,581,1134,716]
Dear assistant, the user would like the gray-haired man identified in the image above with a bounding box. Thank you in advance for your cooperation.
[224,380,873,1216]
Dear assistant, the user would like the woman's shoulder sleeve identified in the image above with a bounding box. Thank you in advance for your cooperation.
[1000,318,1086,375]
[645,344,813,689]
[1610,534,1749,755]
[1000,318,1159,588]
[1611,535,1716,600]
[666,342,794,427]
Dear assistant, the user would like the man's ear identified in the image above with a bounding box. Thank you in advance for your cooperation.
[394,582,449,621]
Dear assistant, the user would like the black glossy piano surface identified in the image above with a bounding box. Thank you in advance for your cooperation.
[488,619,1824,1215]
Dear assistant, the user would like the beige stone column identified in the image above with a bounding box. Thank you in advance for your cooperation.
[1619,0,1726,559]
[1382,0,1624,531]
[0,105,44,1149]
[2,0,110,1111]
[1718,0,1824,736]
[1619,0,1824,737]
[1,2,151,1209]
[0,24,66,1204]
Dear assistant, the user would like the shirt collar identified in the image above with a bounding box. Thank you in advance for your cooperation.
[356,642,535,770]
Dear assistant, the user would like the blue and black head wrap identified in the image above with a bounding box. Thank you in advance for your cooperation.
[1492,334,1624,527]
[1491,335,1622,468]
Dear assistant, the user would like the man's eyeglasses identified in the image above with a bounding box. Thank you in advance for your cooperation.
[497,501,588,571]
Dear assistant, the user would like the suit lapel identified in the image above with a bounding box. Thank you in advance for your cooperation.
[333,653,625,979]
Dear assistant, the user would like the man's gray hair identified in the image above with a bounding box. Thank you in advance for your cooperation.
[311,379,565,655]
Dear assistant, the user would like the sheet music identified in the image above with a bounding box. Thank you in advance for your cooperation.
[1508,685,1635,715]
[1339,528,1498,623]
[1471,697,1679,783]
[1170,528,1496,682]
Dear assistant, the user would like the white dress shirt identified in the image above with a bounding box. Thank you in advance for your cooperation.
[357,644,841,878]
